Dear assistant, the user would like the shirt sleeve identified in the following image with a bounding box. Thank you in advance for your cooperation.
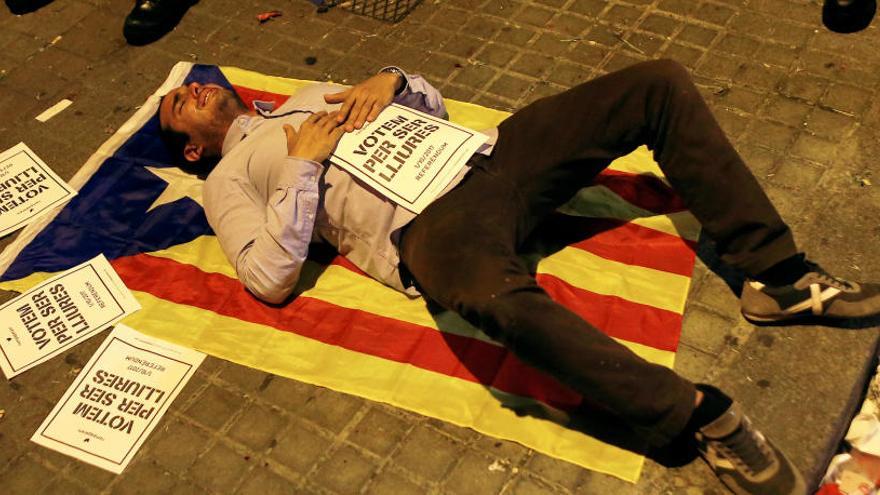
[205,155,324,304]
[381,66,448,119]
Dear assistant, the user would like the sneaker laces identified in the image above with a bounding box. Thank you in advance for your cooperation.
[711,418,775,477]
[805,260,854,291]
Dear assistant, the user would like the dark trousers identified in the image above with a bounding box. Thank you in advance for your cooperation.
[398,59,797,446]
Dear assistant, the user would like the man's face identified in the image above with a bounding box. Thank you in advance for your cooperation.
[159,82,247,162]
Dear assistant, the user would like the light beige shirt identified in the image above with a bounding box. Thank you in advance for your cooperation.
[203,71,496,303]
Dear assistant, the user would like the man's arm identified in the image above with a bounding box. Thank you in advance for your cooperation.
[387,68,448,119]
[208,112,345,304]
[324,67,447,132]
[207,158,321,304]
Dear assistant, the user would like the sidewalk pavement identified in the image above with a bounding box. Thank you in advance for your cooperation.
[0,0,879,493]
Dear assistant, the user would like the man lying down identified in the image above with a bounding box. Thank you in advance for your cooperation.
[158,60,880,495]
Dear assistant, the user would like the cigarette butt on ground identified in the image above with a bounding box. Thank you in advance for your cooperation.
[35,98,73,122]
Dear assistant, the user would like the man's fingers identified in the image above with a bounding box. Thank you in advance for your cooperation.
[319,112,341,131]
[353,96,374,129]
[324,90,348,104]
[283,124,297,142]
[366,100,383,123]
[304,111,327,127]
[345,96,366,131]
[336,92,357,123]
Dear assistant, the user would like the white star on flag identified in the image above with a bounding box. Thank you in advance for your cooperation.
[144,166,204,212]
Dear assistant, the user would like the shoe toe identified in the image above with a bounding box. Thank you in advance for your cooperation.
[826,282,880,318]
[823,0,877,33]
[123,0,195,45]
[6,0,54,15]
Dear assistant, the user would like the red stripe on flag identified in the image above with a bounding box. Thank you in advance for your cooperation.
[531,215,696,277]
[111,254,584,410]
[593,169,686,214]
[329,245,683,351]
[572,220,695,277]
[536,274,681,352]
[232,85,291,113]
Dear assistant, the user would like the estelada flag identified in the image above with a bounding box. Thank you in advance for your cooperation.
[0,62,700,482]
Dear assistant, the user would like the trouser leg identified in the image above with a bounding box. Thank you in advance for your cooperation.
[399,60,794,445]
[492,59,798,276]
[399,169,697,447]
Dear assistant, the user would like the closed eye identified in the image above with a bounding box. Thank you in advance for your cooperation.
[173,91,182,116]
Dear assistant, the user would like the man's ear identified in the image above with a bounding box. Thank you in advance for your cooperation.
[183,142,204,162]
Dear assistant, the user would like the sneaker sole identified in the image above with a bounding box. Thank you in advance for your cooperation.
[741,310,814,323]
[742,310,880,329]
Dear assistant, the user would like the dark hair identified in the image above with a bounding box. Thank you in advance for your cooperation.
[157,95,215,179]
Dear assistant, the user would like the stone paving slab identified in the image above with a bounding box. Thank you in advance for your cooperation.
[0,0,879,493]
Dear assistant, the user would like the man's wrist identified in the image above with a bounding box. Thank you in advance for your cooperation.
[380,67,406,96]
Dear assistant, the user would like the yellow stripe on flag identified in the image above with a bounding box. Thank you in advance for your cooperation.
[0,272,52,293]
[538,247,691,314]
[618,338,675,369]
[303,264,497,343]
[446,100,510,130]
[149,235,236,277]
[221,66,313,96]
[631,212,701,243]
[607,145,666,181]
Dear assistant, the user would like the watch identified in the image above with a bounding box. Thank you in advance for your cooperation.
[380,66,407,96]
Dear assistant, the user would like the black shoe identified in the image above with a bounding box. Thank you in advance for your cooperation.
[123,0,197,46]
[5,0,54,15]
[823,0,877,33]
[697,403,806,495]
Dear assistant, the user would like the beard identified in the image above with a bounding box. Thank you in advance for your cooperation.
[196,89,249,157]
[214,89,248,122]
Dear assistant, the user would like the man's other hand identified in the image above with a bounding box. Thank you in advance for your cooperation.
[283,111,346,163]
[324,72,401,132]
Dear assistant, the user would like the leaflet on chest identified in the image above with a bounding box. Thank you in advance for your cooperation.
[329,104,487,214]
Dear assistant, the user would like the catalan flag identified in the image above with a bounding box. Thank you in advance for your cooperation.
[0,63,700,482]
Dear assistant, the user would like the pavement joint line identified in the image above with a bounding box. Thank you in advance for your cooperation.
[686,299,747,323]
[516,468,573,495]
[266,418,335,483]
[375,418,430,488]
[200,376,360,440]
[382,418,463,491]
[450,2,531,104]
[168,410,286,493]
[679,340,724,360]
[500,449,539,494]
[352,430,422,494]
[297,399,371,488]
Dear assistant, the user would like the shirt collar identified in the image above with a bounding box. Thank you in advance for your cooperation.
[221,114,260,156]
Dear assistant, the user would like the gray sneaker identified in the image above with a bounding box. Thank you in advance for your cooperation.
[741,264,880,322]
[697,403,806,495]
